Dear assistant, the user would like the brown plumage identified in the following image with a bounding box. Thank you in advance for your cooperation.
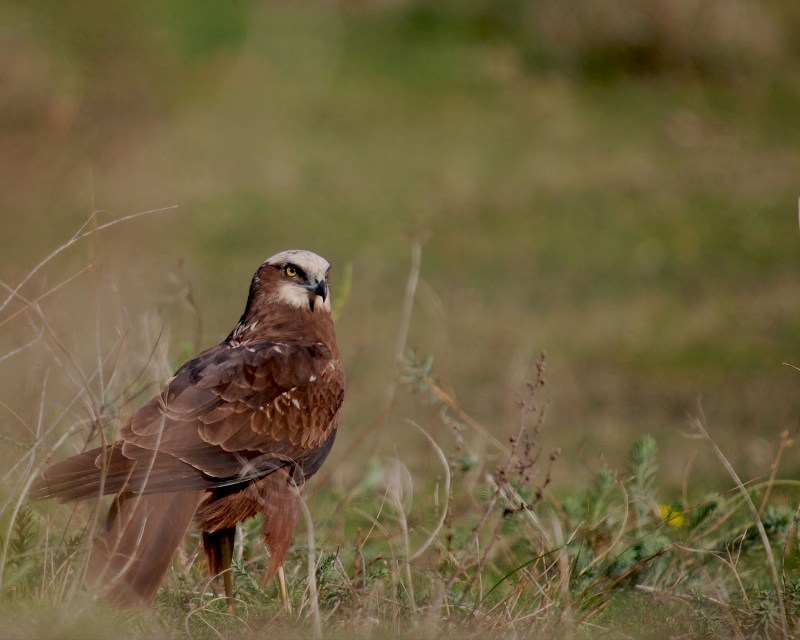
[29,250,345,608]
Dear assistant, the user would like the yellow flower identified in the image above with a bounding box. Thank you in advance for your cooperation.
[659,504,685,528]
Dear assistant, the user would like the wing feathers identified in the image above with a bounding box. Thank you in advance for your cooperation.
[32,338,344,513]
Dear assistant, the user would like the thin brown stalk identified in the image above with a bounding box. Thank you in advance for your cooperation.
[0,281,101,423]
[394,241,422,365]
[0,323,129,513]
[551,515,573,632]
[758,429,792,515]
[0,206,177,316]
[426,380,509,455]
[295,488,322,639]
[0,369,49,588]
[0,263,95,332]
[444,481,500,596]
[690,414,788,640]
[0,323,44,364]
[673,542,750,606]
[312,240,425,488]
[390,482,416,614]
[409,421,451,561]
[457,485,508,609]
[782,498,800,571]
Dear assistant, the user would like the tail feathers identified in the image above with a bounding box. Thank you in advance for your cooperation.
[29,447,134,502]
[29,445,212,502]
[86,490,205,608]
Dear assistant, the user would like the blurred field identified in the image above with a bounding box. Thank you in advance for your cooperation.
[3,1,800,637]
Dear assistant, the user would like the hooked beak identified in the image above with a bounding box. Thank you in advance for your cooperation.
[303,279,328,302]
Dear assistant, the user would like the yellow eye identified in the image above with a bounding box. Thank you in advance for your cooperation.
[284,265,298,278]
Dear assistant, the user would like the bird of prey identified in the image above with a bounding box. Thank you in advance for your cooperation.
[29,249,345,610]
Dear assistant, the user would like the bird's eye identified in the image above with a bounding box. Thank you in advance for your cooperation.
[284,265,298,278]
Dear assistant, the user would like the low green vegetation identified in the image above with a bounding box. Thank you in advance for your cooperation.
[3,350,800,638]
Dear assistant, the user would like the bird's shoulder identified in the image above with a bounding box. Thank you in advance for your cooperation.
[125,338,342,440]
[163,337,343,449]
[171,338,336,396]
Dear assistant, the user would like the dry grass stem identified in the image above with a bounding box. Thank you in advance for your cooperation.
[408,421,451,561]
[296,487,322,640]
[0,206,177,316]
[690,414,789,640]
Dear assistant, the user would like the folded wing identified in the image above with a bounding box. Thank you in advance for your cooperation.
[30,339,345,502]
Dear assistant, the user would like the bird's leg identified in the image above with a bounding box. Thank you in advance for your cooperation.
[277,564,291,614]
[202,528,236,613]
[220,533,234,614]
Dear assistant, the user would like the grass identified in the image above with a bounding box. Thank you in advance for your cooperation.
[2,215,800,638]
[3,1,800,636]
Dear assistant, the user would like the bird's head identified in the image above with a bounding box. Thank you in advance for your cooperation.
[259,249,332,313]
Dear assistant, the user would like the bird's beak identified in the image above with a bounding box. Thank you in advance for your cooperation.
[314,279,328,302]
[304,279,327,302]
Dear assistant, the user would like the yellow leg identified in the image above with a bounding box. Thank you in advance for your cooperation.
[277,565,291,614]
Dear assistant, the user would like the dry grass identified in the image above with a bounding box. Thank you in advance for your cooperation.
[2,220,800,638]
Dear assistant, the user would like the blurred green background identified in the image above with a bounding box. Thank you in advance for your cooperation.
[2,0,800,489]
